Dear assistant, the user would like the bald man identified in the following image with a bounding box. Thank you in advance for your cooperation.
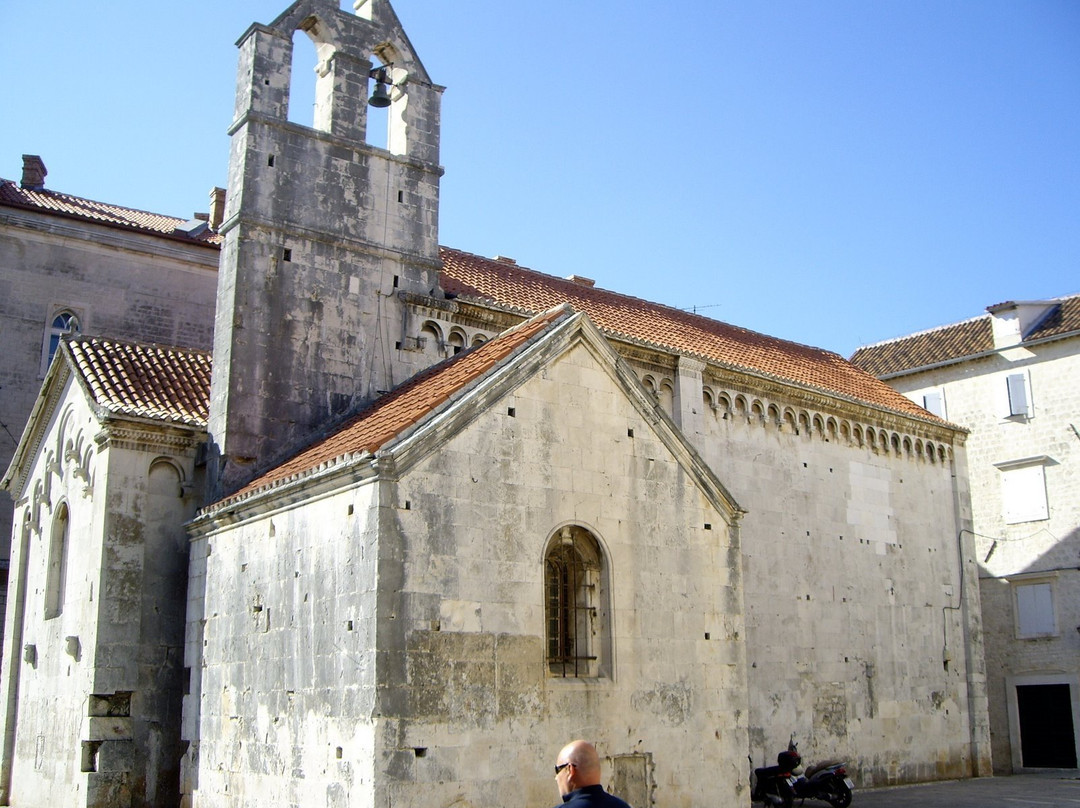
[552,740,633,808]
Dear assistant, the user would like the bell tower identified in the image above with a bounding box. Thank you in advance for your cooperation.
[208,0,444,498]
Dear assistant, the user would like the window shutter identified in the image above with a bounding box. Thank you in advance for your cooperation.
[922,391,945,418]
[1002,464,1049,523]
[1016,582,1055,636]
[1007,373,1029,417]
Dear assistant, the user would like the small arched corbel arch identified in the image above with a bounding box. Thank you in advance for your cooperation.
[825,417,839,442]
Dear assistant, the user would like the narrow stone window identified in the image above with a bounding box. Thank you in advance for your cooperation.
[44,501,70,619]
[42,309,80,374]
[545,526,610,678]
[447,330,466,354]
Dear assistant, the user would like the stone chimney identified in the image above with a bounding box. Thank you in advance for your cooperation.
[208,187,226,230]
[20,155,47,190]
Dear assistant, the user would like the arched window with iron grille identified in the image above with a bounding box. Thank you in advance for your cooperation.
[544,526,610,678]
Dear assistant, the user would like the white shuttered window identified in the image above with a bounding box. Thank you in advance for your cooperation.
[1000,463,1049,524]
[1015,581,1055,637]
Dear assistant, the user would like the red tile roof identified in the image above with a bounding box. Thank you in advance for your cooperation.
[850,318,992,377]
[439,247,935,421]
[851,294,1080,377]
[0,179,222,247]
[219,305,573,505]
[66,336,212,427]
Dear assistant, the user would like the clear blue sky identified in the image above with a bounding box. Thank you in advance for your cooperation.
[2,1,1076,358]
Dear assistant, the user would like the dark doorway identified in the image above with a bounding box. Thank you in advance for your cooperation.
[1017,683,1078,768]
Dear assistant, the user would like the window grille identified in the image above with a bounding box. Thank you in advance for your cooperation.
[544,526,606,678]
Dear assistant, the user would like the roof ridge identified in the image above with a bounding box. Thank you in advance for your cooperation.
[854,312,990,352]
[69,333,212,358]
[1,178,193,223]
[0,179,222,246]
[439,246,844,359]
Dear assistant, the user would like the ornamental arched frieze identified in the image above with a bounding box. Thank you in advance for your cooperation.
[638,372,675,416]
[701,380,957,465]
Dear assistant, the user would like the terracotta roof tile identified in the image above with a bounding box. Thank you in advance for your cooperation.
[438,247,934,421]
[850,294,1080,377]
[66,336,211,427]
[220,305,572,504]
[0,179,223,247]
[850,317,993,377]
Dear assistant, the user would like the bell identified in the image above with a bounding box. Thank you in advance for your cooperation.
[368,81,392,108]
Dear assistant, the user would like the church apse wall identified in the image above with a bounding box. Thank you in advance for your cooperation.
[686,378,986,784]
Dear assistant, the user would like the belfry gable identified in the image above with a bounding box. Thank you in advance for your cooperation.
[265,0,432,85]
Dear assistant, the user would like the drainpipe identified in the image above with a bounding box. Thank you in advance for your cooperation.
[949,441,993,776]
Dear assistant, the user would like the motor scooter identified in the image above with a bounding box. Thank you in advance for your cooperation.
[749,743,800,807]
[788,737,854,807]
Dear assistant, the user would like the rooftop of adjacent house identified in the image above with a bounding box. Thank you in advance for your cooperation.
[218,305,574,507]
[66,336,212,427]
[0,156,222,247]
[850,293,1080,378]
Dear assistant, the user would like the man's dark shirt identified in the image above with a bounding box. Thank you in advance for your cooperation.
[558,784,632,808]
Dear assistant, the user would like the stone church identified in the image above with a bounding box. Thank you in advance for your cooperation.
[0,2,991,806]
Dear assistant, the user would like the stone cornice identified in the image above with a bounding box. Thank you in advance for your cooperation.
[218,217,443,277]
[224,111,445,177]
[93,421,205,455]
[189,456,379,536]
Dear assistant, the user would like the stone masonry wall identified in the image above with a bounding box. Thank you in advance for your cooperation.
[0,374,202,807]
[186,483,382,808]
[0,385,103,806]
[659,358,982,784]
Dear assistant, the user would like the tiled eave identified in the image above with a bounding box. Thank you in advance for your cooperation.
[874,327,1080,381]
[196,307,574,522]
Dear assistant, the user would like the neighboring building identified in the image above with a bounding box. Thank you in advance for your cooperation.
[0,1,992,806]
[0,157,222,606]
[0,337,210,807]
[852,295,1080,774]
